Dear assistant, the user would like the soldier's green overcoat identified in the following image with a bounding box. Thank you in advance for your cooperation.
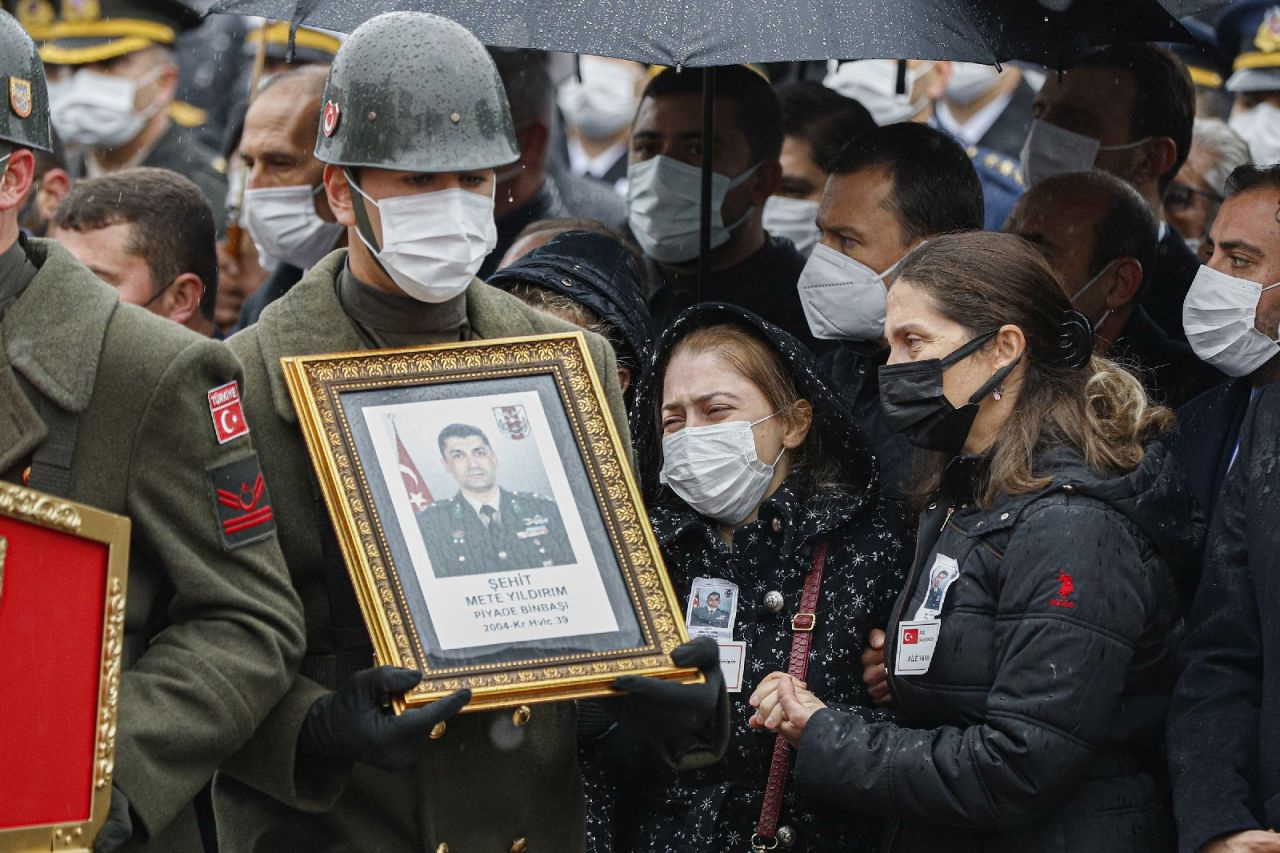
[0,239,305,850]
[216,250,629,852]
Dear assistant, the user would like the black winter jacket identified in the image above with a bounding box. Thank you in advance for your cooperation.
[792,443,1204,853]
[1169,382,1280,851]
[582,303,913,852]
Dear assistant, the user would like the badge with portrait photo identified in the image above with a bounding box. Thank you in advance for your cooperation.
[685,577,738,640]
[913,553,960,621]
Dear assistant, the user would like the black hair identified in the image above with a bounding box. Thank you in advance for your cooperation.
[51,166,218,320]
[828,122,984,243]
[1071,44,1195,194]
[774,80,875,173]
[489,47,553,128]
[437,423,492,456]
[643,66,784,164]
[1087,173,1158,278]
[1224,163,1280,198]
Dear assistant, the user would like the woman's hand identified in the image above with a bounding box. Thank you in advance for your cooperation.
[748,671,827,746]
[861,628,893,706]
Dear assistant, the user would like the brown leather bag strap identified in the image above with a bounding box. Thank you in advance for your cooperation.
[752,539,828,851]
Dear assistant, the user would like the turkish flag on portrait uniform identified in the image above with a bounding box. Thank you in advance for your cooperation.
[397,430,432,513]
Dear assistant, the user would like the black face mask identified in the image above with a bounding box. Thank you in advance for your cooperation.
[878,330,1020,454]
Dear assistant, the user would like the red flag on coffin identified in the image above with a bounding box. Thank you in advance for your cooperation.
[397,430,432,513]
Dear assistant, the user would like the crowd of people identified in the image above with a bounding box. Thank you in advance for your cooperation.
[2,0,1280,851]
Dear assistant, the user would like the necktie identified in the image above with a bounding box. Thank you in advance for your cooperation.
[480,504,499,534]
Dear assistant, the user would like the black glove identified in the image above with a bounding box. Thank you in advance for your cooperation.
[607,636,726,757]
[299,666,470,772]
[93,787,133,853]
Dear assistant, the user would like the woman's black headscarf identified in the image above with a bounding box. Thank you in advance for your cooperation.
[629,302,878,508]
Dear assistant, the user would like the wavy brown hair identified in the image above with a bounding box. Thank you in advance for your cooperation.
[896,232,1174,508]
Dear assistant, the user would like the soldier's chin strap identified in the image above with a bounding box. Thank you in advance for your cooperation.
[342,167,396,285]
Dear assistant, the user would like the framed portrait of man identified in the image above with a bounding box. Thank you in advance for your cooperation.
[0,483,129,852]
[283,333,695,712]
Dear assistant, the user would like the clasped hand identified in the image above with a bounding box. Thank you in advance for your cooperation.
[748,671,827,746]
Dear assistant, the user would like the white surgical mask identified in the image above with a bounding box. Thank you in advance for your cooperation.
[946,63,1002,105]
[1018,118,1150,187]
[49,67,163,149]
[823,60,934,125]
[557,56,640,139]
[659,413,784,524]
[1183,264,1280,377]
[244,184,344,270]
[762,196,820,256]
[796,243,917,341]
[347,175,497,303]
[1229,102,1280,168]
[626,155,758,264]
[1070,260,1117,332]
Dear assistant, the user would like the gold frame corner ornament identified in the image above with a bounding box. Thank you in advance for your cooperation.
[282,332,696,713]
[0,483,129,853]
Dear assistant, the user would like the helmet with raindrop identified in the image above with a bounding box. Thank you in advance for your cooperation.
[314,11,519,172]
[0,10,51,152]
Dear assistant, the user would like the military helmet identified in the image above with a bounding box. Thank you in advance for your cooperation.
[0,11,51,152]
[314,11,518,172]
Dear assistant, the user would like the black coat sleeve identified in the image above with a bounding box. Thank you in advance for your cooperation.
[792,502,1150,830]
[1168,397,1268,852]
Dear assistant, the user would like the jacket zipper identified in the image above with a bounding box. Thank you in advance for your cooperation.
[883,499,955,707]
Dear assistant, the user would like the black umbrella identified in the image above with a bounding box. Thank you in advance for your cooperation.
[208,0,1212,291]
[212,0,1214,67]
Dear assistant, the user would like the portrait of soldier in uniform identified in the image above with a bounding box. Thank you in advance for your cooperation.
[418,423,576,577]
[689,591,731,629]
[923,569,950,611]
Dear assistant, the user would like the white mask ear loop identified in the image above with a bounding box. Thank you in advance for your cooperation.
[750,410,789,467]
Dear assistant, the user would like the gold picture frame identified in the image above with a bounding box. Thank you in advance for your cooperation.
[282,332,695,712]
[0,483,129,852]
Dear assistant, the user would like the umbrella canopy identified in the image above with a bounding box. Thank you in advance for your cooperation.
[211,0,1213,68]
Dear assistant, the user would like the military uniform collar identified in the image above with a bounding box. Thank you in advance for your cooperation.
[3,238,116,412]
[251,249,564,424]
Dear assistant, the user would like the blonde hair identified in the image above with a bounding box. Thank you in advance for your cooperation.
[663,323,841,489]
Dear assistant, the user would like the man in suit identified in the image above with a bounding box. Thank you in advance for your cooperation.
[418,423,574,576]
[1172,164,1280,527]
[1005,169,1222,407]
[1169,381,1280,853]
[1026,45,1201,348]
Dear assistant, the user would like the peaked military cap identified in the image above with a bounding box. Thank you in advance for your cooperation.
[37,0,201,66]
[1166,17,1230,90]
[243,20,342,66]
[1216,0,1280,92]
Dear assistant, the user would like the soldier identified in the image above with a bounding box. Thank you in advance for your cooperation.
[0,12,304,852]
[34,0,228,226]
[689,591,730,629]
[215,12,724,853]
[419,423,573,577]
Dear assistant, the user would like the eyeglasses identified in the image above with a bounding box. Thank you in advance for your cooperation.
[1164,182,1223,211]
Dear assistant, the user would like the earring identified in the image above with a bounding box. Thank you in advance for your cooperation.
[992,386,1004,401]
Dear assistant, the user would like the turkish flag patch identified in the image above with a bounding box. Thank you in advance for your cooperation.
[209,381,250,444]
[903,628,919,644]
[208,453,276,549]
